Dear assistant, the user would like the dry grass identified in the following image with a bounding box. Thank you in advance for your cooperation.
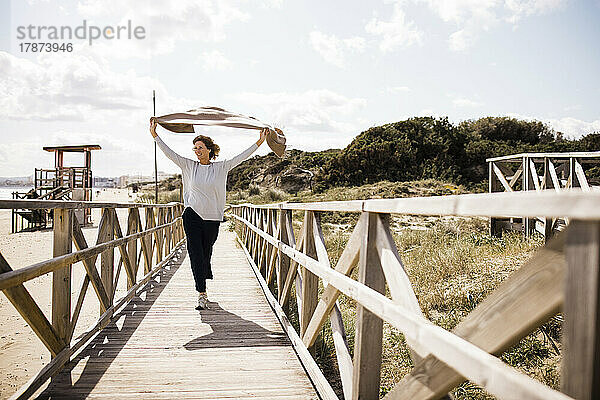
[136,188,181,204]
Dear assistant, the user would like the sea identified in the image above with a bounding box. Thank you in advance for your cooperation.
[0,186,33,200]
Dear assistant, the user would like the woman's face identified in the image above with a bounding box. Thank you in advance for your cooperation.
[193,140,210,163]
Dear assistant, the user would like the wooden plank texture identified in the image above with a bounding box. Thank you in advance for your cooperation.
[352,212,385,400]
[562,220,600,399]
[40,225,319,399]
[52,208,73,344]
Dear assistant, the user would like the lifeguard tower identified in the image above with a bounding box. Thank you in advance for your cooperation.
[12,144,101,232]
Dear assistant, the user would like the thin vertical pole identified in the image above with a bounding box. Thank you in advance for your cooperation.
[153,90,158,203]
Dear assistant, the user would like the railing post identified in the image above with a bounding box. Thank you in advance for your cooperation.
[569,157,576,189]
[253,209,261,264]
[301,211,319,355]
[126,208,139,289]
[52,208,73,348]
[562,220,600,399]
[543,157,554,241]
[145,207,155,274]
[489,161,500,236]
[177,204,183,243]
[278,208,290,312]
[100,208,114,311]
[352,211,385,400]
[260,209,269,276]
[240,207,247,244]
[522,156,535,236]
[156,207,164,263]
[267,208,277,293]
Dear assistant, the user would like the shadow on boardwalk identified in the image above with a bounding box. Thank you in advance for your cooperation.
[184,302,289,349]
[37,247,186,399]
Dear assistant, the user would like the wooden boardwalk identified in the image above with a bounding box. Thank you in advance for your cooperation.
[37,226,319,399]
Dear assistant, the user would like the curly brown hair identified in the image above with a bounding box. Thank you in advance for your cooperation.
[193,135,220,160]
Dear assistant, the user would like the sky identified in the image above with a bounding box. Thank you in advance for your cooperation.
[0,0,599,178]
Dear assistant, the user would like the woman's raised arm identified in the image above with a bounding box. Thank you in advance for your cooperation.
[150,117,190,170]
[223,128,268,171]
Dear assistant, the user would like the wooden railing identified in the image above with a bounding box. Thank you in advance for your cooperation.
[0,199,185,399]
[229,190,600,400]
[487,151,600,238]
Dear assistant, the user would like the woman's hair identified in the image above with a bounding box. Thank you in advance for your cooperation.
[193,135,220,160]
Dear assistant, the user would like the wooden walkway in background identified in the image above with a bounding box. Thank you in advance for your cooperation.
[38,226,319,399]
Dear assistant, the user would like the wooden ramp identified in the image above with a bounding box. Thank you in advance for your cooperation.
[37,226,319,399]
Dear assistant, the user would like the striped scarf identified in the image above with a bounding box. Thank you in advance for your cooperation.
[156,106,286,157]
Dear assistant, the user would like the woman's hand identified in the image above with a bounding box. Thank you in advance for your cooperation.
[256,128,268,146]
[149,117,158,138]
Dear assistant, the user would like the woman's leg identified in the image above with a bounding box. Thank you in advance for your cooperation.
[199,220,220,280]
[182,208,207,292]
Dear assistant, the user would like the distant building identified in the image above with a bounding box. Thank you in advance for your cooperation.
[118,171,177,188]
[118,175,128,188]
[93,177,117,188]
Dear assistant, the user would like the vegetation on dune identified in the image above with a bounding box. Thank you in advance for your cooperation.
[315,116,599,191]
[227,116,599,194]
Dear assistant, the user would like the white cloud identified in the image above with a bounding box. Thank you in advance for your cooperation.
[0,50,166,122]
[386,86,412,93]
[365,4,423,52]
[198,50,233,71]
[259,0,284,9]
[344,36,367,52]
[542,116,600,139]
[0,49,207,176]
[309,31,366,67]
[452,96,483,107]
[420,0,499,24]
[76,0,249,58]
[563,104,582,112]
[506,113,600,139]
[504,0,566,23]
[419,0,499,52]
[385,0,568,51]
[448,29,476,52]
[418,108,442,117]
[232,89,369,150]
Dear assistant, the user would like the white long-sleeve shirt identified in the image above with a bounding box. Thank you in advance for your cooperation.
[154,135,258,221]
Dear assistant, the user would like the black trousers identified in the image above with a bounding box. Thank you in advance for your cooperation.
[182,207,221,292]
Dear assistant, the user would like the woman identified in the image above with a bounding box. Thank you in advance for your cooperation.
[149,117,267,310]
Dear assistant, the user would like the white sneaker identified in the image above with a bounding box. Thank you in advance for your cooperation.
[196,293,209,310]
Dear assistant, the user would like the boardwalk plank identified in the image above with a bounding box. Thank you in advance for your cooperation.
[38,226,319,399]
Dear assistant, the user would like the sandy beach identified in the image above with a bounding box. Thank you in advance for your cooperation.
[0,188,137,399]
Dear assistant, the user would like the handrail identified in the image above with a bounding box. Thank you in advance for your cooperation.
[231,189,600,218]
[486,151,600,162]
[0,200,186,399]
[229,189,600,400]
[0,199,179,209]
